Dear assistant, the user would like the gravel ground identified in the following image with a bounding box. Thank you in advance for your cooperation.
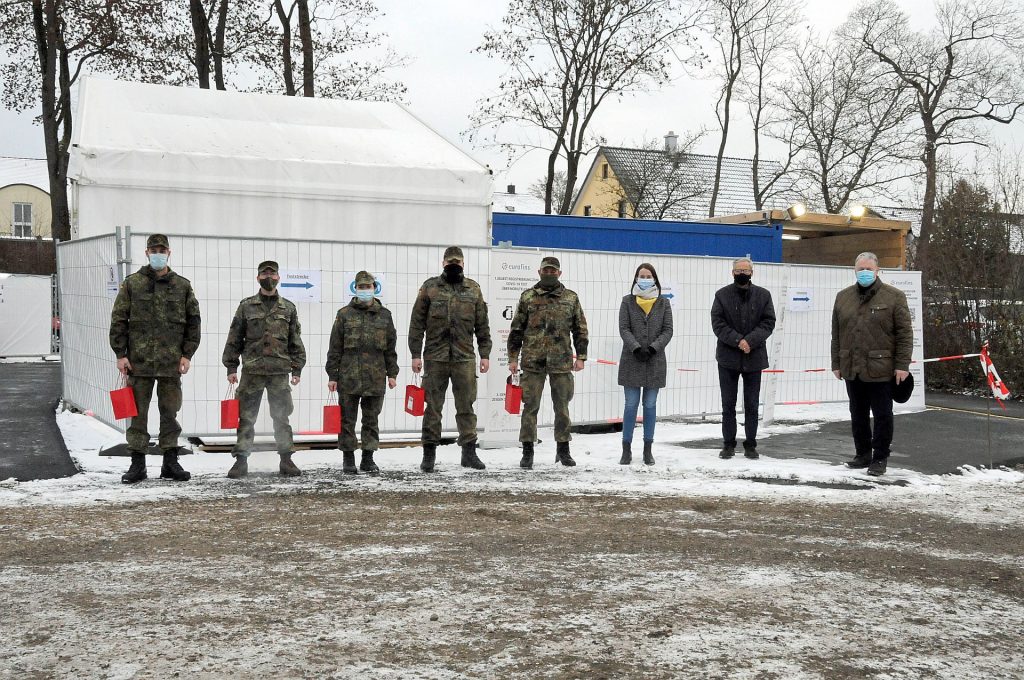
[2,483,1022,679]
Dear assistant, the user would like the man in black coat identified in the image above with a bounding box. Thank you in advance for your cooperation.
[710,258,776,459]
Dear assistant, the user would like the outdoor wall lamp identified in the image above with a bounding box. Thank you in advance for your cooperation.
[786,203,807,219]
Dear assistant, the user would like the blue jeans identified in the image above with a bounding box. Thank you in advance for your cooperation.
[623,387,659,443]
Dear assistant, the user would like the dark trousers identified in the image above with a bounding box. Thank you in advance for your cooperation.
[845,378,894,460]
[339,393,385,452]
[718,366,762,448]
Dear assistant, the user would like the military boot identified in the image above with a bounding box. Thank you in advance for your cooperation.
[619,441,632,465]
[279,452,302,477]
[555,441,576,467]
[121,453,147,484]
[460,441,486,470]
[227,456,248,479]
[159,449,191,481]
[359,450,380,475]
[642,441,655,466]
[342,451,359,475]
[420,444,437,473]
[519,441,534,469]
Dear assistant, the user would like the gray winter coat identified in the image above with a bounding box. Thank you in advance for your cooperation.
[711,283,776,372]
[618,295,674,388]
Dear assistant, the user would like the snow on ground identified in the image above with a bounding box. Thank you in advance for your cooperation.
[1,403,1021,524]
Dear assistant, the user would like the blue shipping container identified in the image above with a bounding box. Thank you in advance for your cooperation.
[492,212,783,262]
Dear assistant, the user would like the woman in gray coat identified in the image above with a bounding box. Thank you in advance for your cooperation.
[618,263,674,465]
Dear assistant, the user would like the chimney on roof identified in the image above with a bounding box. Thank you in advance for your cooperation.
[664,131,678,154]
[507,184,516,194]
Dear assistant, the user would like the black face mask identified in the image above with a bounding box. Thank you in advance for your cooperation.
[443,263,464,284]
[733,273,751,286]
[259,278,278,291]
[539,274,560,290]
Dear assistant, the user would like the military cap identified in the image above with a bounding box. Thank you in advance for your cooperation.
[146,234,169,249]
[354,270,375,285]
[257,260,279,273]
[443,246,465,262]
[540,256,560,269]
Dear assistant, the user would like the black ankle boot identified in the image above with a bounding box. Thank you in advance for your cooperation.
[460,441,486,470]
[555,441,576,467]
[359,450,380,474]
[420,444,436,472]
[159,449,191,481]
[342,450,358,474]
[121,452,147,484]
[642,441,655,465]
[520,441,534,469]
[619,441,632,465]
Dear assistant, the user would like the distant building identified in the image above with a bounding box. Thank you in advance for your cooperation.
[492,184,546,214]
[0,157,51,238]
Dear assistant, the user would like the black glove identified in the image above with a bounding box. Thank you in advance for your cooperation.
[646,346,657,359]
[632,347,649,362]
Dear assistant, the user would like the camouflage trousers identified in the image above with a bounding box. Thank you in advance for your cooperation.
[232,373,294,458]
[127,376,182,452]
[519,371,574,444]
[339,393,385,452]
[422,360,477,446]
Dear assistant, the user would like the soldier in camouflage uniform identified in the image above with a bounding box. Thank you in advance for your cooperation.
[326,270,399,475]
[222,261,307,479]
[507,256,589,469]
[109,234,202,484]
[408,245,492,472]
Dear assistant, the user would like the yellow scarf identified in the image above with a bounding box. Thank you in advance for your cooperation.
[635,296,656,316]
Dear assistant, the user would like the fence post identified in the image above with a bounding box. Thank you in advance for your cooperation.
[761,265,791,425]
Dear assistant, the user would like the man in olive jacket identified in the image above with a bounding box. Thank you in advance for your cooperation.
[508,256,589,469]
[831,252,913,476]
[222,261,306,479]
[326,270,399,475]
[110,234,201,484]
[711,257,776,459]
[409,246,492,473]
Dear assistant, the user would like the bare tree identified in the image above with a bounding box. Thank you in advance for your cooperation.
[706,0,773,218]
[528,171,570,210]
[844,0,1024,282]
[469,0,706,215]
[180,1,273,90]
[601,134,707,220]
[736,0,803,210]
[776,33,917,213]
[0,0,164,241]
[261,0,406,100]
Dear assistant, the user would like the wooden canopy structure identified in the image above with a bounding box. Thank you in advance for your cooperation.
[708,209,911,269]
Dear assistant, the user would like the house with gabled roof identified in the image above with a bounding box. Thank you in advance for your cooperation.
[570,133,796,221]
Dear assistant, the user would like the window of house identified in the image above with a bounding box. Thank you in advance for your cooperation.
[13,202,32,238]
[601,164,609,179]
[584,205,592,216]
[617,200,626,218]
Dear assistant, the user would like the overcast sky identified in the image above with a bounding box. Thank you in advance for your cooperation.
[2,0,1021,201]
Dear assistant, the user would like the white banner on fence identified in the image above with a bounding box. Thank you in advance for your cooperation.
[480,250,541,448]
[278,269,322,303]
[0,274,53,356]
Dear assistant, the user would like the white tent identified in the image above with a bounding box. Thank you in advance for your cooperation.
[0,274,52,356]
[67,78,493,244]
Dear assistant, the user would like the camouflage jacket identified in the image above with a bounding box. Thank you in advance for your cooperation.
[507,282,589,373]
[109,266,201,377]
[222,293,306,376]
[325,298,399,396]
[408,276,492,362]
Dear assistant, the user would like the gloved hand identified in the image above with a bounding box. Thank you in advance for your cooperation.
[633,347,649,362]
[646,346,657,359]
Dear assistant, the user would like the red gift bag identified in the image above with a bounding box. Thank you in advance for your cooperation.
[110,374,138,420]
[505,373,522,415]
[220,385,240,429]
[405,375,425,417]
[323,391,342,434]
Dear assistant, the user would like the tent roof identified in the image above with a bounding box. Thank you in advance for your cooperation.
[68,77,492,205]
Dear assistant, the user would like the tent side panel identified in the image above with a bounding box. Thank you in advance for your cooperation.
[0,275,53,356]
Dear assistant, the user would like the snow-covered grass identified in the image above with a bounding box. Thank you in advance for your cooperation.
[1,403,1020,525]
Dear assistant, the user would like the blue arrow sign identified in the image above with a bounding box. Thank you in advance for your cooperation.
[281,281,314,289]
[661,293,675,299]
[792,296,810,301]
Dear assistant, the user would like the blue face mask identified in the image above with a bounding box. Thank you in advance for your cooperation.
[856,270,876,287]
[148,253,168,270]
[355,289,375,301]
[636,279,655,290]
